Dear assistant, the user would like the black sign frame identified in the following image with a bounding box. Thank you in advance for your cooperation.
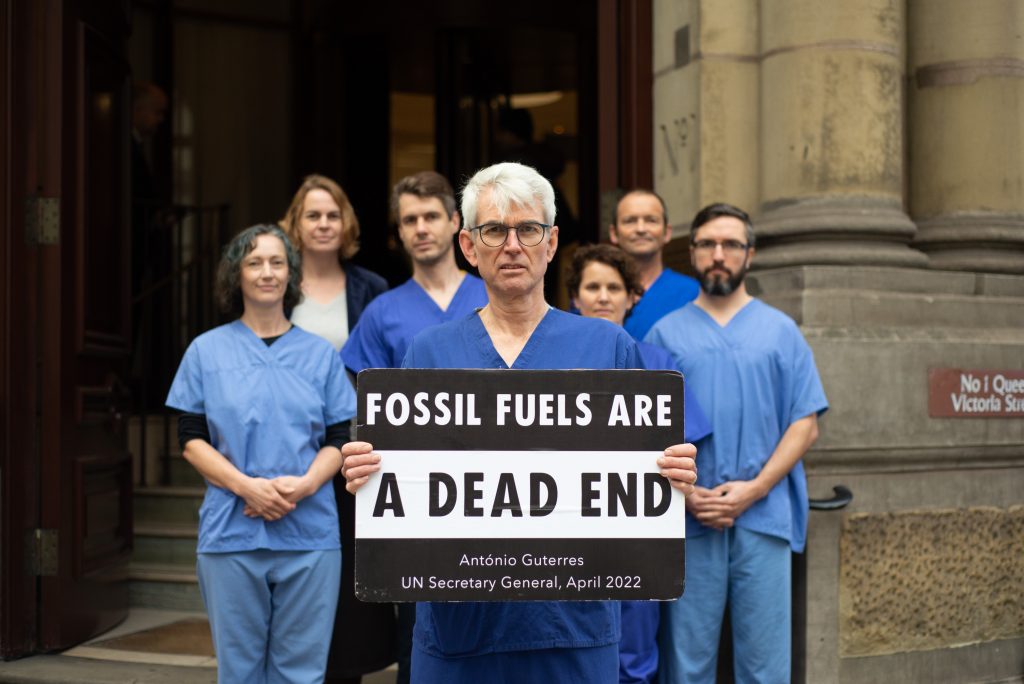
[354,369,686,602]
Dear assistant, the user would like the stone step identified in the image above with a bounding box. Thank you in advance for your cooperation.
[134,486,205,526]
[133,523,198,567]
[129,562,204,611]
[128,414,180,488]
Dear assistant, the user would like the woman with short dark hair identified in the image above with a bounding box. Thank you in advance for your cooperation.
[167,224,355,683]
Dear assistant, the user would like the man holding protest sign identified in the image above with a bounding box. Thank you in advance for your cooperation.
[342,162,697,683]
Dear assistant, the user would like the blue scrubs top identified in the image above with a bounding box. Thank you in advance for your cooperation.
[623,268,699,341]
[341,274,488,372]
[636,341,712,444]
[403,308,640,659]
[646,300,828,552]
[166,321,357,553]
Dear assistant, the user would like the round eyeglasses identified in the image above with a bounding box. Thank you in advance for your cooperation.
[470,221,550,247]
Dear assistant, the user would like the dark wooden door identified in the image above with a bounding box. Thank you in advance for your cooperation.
[38,0,133,649]
[0,0,41,657]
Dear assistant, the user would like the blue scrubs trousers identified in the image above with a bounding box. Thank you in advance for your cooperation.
[620,601,658,683]
[659,528,791,684]
[197,549,342,684]
[411,643,618,684]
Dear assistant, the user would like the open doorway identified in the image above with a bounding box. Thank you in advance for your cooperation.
[293,1,598,307]
[0,0,651,659]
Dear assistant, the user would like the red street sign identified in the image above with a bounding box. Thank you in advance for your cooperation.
[928,368,1024,418]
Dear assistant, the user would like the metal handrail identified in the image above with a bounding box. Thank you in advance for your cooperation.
[793,484,854,683]
[131,202,230,486]
[809,485,854,510]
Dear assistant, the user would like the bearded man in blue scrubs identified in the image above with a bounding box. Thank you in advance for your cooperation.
[342,162,698,683]
[647,203,829,684]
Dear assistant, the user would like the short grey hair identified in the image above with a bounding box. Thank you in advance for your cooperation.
[460,162,556,229]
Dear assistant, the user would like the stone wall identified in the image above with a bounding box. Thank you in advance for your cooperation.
[839,506,1024,656]
[652,3,1024,681]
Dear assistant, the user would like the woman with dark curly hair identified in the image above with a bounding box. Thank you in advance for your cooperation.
[166,224,356,683]
[567,243,711,684]
[567,244,712,446]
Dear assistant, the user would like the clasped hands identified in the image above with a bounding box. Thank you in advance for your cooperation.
[685,480,766,530]
[241,474,313,521]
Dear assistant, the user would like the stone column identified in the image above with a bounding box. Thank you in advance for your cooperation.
[652,0,759,246]
[756,0,927,269]
[908,0,1024,274]
[649,3,1024,682]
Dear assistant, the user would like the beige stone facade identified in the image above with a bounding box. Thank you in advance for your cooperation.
[840,506,1024,657]
[652,2,1024,682]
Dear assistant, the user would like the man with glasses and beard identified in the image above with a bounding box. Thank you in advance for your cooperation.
[646,203,829,684]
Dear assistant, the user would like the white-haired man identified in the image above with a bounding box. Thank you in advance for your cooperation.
[342,162,698,683]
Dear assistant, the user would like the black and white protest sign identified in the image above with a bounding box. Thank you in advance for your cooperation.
[354,369,686,602]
